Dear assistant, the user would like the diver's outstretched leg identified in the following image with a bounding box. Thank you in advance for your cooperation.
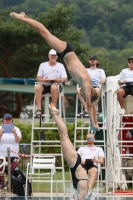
[9,12,66,53]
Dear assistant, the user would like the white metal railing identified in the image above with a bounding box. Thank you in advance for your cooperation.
[106,75,133,193]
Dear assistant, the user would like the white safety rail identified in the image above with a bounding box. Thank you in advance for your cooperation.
[113,103,133,193]
[106,76,126,191]
[106,75,133,193]
[106,77,117,191]
[29,83,66,195]
[74,84,107,194]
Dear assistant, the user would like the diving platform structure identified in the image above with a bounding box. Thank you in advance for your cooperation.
[1,77,133,195]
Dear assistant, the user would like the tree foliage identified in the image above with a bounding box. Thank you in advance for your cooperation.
[0,0,133,117]
[1,0,133,50]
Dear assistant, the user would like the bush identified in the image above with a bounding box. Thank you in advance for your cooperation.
[13,120,76,170]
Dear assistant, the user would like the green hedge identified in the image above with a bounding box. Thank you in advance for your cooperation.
[13,120,76,170]
[3,120,104,170]
[11,121,75,144]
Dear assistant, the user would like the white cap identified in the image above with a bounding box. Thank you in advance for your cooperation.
[49,49,57,55]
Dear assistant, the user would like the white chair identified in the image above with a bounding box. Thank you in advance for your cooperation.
[25,155,57,197]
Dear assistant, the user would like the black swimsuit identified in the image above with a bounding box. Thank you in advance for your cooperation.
[57,43,74,59]
[70,153,88,189]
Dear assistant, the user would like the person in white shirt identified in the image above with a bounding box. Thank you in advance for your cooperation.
[77,55,106,129]
[117,56,133,115]
[35,49,68,117]
[77,133,104,192]
[0,113,22,189]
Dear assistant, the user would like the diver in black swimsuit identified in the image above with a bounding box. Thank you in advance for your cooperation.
[9,11,100,135]
[47,103,88,200]
[70,153,88,189]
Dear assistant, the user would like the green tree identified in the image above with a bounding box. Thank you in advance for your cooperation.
[2,0,133,51]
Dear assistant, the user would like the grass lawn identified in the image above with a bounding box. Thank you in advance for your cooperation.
[28,171,71,193]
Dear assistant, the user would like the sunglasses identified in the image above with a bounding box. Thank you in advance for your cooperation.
[86,137,94,140]
[89,59,96,61]
[128,61,133,64]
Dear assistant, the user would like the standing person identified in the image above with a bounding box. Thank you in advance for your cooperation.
[0,113,22,189]
[9,12,100,133]
[117,56,133,115]
[35,49,68,118]
[77,55,106,117]
[77,133,104,192]
[48,103,88,200]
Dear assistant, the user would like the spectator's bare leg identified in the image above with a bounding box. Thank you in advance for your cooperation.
[94,88,101,108]
[117,88,125,108]
[50,84,58,106]
[77,87,87,112]
[92,103,100,130]
[88,168,98,191]
[35,84,44,115]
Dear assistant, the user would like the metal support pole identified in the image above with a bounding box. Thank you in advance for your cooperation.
[7,147,11,192]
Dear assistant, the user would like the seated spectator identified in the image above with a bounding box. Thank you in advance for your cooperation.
[77,133,104,193]
[0,113,22,189]
[117,56,133,115]
[35,49,68,118]
[77,55,106,116]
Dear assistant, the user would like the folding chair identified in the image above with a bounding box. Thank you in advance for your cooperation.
[25,155,57,197]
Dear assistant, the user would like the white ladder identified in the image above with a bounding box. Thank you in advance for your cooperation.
[106,76,133,193]
[74,84,107,194]
[30,83,66,195]
[112,94,133,193]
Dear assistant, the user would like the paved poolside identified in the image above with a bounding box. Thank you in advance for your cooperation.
[1,192,133,200]
[1,197,133,200]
